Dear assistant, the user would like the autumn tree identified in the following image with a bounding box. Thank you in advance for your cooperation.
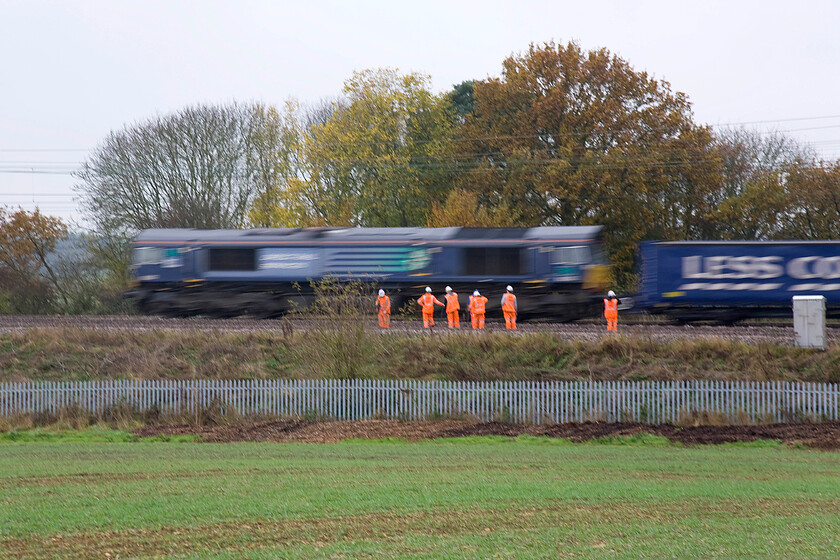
[449,80,476,122]
[426,189,518,227]
[781,161,840,239]
[455,41,720,287]
[278,69,456,227]
[247,99,347,227]
[711,128,803,240]
[0,207,69,313]
[76,102,286,233]
[246,101,314,227]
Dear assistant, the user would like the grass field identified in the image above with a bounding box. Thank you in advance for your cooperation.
[2,435,839,559]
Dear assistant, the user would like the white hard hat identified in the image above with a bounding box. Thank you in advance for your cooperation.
[378,289,385,297]
[473,290,480,296]
[425,287,432,292]
[608,290,616,297]
[445,286,452,292]
[506,285,513,292]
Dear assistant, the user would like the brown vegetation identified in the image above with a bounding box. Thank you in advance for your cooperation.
[1,326,839,384]
[132,419,840,449]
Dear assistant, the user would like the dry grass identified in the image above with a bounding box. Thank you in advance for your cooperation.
[0,399,274,432]
[2,328,839,384]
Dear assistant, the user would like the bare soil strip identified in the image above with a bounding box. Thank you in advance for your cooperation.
[132,419,840,449]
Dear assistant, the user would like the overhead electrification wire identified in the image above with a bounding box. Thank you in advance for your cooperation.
[711,114,840,126]
[0,194,76,197]
[0,115,838,180]
[2,151,839,179]
[3,118,840,156]
[0,148,91,152]
[0,169,77,175]
[0,116,836,148]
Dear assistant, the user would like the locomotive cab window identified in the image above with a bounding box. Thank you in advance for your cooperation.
[208,248,256,271]
[463,247,526,275]
[553,246,591,265]
[132,247,161,266]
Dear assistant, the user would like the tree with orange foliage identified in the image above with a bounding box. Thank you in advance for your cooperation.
[0,207,69,312]
[456,41,720,287]
[426,189,517,227]
[782,161,840,239]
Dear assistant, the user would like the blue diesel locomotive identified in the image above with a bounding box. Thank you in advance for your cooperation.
[637,240,840,322]
[128,226,612,319]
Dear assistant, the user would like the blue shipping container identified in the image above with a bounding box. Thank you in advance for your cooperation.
[638,241,840,312]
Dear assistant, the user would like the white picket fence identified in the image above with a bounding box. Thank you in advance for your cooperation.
[1,379,839,424]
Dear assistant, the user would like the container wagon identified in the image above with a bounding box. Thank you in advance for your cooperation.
[637,240,840,322]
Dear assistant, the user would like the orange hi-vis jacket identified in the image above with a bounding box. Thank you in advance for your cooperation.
[470,295,488,315]
[417,293,444,312]
[604,298,618,317]
[376,295,391,314]
[445,293,460,312]
[501,293,517,314]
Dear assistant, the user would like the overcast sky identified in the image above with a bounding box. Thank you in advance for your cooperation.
[2,0,839,224]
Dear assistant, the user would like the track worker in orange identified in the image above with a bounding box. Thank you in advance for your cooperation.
[444,286,461,328]
[376,289,391,329]
[501,285,517,330]
[604,290,621,331]
[469,290,488,329]
[417,287,444,329]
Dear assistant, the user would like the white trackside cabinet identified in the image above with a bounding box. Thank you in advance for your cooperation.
[792,295,826,349]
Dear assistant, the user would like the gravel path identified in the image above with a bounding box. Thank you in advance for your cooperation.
[0,314,830,345]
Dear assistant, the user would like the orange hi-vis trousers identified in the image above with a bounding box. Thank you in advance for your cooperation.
[469,296,487,329]
[503,311,517,330]
[471,313,485,329]
[444,293,460,328]
[418,293,444,329]
[604,298,618,331]
[447,311,460,328]
[501,293,517,330]
[605,310,617,331]
[376,295,390,328]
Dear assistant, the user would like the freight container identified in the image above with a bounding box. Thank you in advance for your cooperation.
[637,240,840,322]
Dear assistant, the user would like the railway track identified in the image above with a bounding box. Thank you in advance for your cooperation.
[0,314,832,345]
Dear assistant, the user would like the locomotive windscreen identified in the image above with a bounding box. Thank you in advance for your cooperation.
[208,248,257,271]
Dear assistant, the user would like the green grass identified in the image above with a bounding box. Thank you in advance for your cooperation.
[1,438,838,559]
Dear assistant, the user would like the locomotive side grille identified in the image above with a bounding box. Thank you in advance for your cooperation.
[463,248,526,275]
[208,248,256,271]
